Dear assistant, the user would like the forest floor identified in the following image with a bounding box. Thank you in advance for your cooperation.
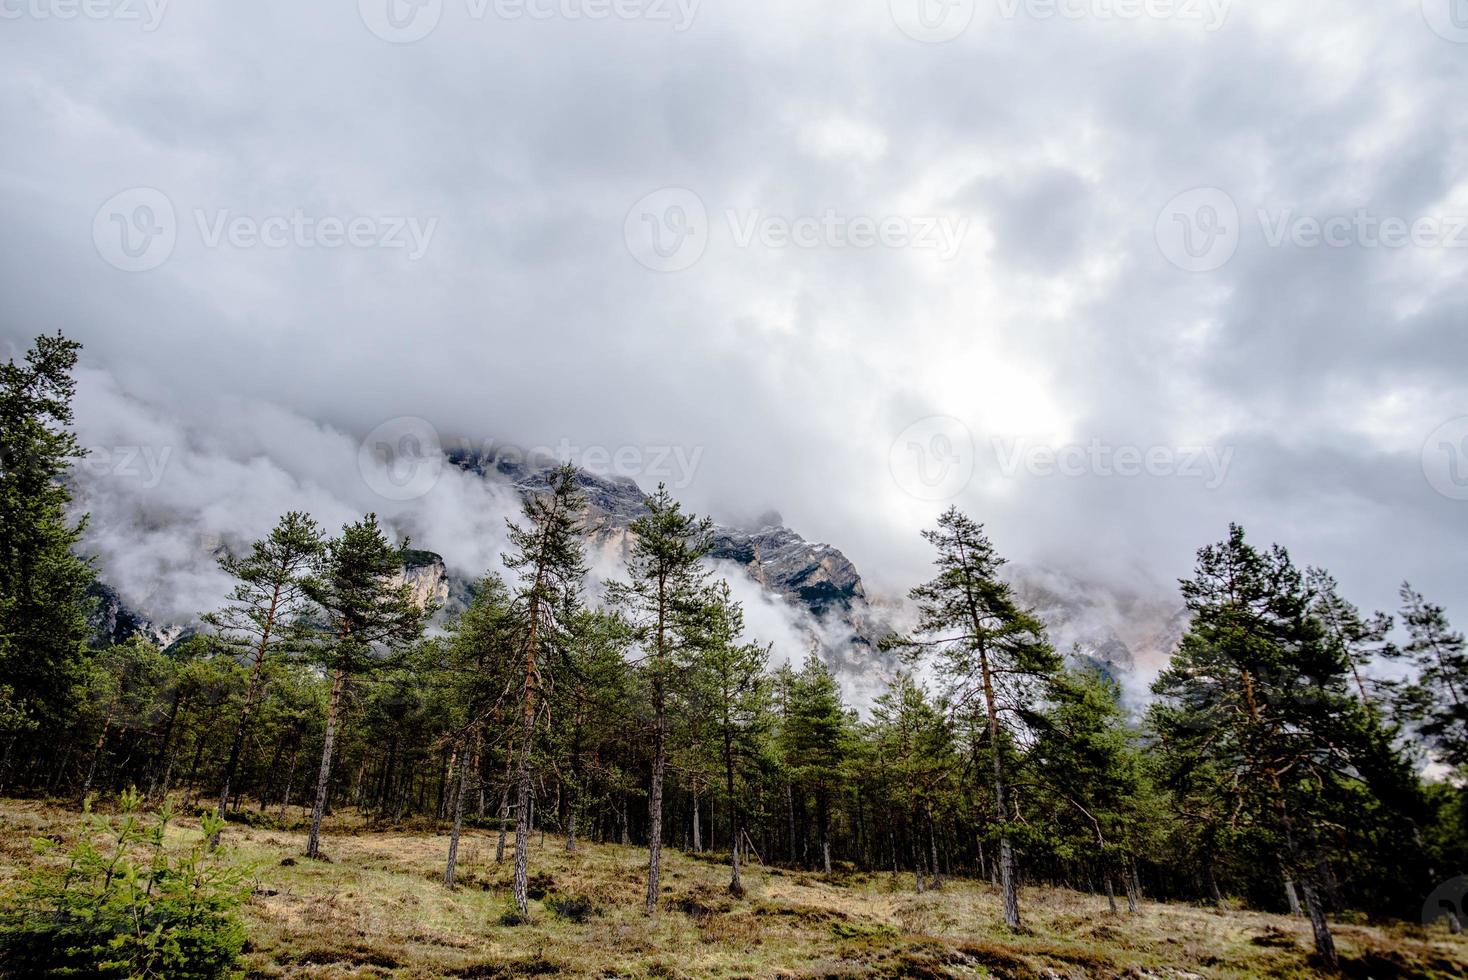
[0,800,1464,979]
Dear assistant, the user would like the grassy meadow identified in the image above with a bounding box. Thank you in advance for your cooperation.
[0,800,1463,979]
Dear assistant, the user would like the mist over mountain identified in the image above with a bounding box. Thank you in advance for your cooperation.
[69,365,1191,711]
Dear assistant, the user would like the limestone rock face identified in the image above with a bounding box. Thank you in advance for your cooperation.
[457,452,896,665]
[87,582,193,650]
[397,549,452,611]
[709,524,866,617]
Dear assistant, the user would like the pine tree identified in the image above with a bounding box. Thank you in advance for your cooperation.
[75,637,170,804]
[437,574,517,888]
[203,512,324,838]
[555,608,631,854]
[1306,568,1391,707]
[1392,583,1468,770]
[1031,665,1147,915]
[691,582,773,895]
[1150,524,1357,966]
[781,653,852,875]
[868,672,956,892]
[0,332,94,774]
[888,507,1059,929]
[303,514,425,860]
[502,464,587,915]
[604,484,715,914]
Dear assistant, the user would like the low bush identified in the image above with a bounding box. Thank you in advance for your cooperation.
[544,893,597,923]
[0,789,252,979]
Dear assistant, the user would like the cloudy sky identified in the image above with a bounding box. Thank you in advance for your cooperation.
[2,1,1465,638]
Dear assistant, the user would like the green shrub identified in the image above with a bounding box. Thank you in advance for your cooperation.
[221,809,290,831]
[544,894,597,923]
[0,789,252,979]
[498,905,531,926]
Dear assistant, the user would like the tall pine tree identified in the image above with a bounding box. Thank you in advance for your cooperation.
[605,484,715,914]
[889,507,1059,929]
[1151,524,1360,966]
[502,464,587,915]
[0,333,94,779]
[203,511,324,838]
[303,514,425,859]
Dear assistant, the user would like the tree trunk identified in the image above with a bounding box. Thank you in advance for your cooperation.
[147,688,184,802]
[692,781,703,854]
[214,584,281,843]
[566,712,582,853]
[818,793,832,874]
[1283,876,1302,916]
[444,728,475,888]
[912,821,926,894]
[79,699,117,805]
[512,705,535,914]
[278,741,299,820]
[306,667,347,860]
[1301,877,1337,966]
[723,728,744,896]
[1205,860,1223,908]
[927,805,942,890]
[496,739,514,863]
[786,783,797,864]
[1105,871,1118,914]
[646,678,667,914]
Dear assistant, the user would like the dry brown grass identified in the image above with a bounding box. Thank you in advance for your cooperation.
[0,799,1463,979]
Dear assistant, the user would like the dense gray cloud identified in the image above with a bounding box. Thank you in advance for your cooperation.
[1,1,1464,648]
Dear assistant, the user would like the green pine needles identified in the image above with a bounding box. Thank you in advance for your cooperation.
[0,789,252,979]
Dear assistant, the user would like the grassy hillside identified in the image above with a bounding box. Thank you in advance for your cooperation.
[1,800,1463,979]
